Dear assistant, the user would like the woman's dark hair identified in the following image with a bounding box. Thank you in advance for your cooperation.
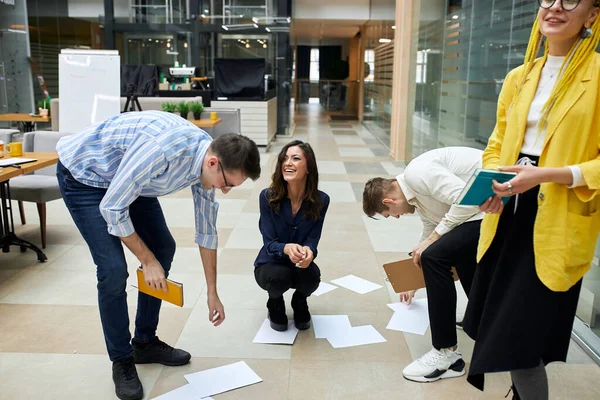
[209,133,261,180]
[267,140,322,220]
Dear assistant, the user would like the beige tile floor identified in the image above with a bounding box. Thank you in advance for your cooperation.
[1,104,598,399]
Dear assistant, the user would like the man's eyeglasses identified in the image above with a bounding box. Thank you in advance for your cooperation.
[538,0,583,11]
[218,161,234,189]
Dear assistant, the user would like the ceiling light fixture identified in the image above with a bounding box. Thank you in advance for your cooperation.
[379,38,392,43]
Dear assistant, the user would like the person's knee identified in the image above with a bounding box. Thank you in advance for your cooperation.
[255,265,293,295]
[97,266,129,296]
[420,247,436,267]
[155,234,176,273]
[297,263,321,294]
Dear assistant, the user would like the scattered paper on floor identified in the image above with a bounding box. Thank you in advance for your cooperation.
[252,319,299,345]
[326,325,387,348]
[331,275,383,294]
[184,361,262,398]
[312,282,338,296]
[386,298,430,335]
[312,315,352,339]
[151,383,213,399]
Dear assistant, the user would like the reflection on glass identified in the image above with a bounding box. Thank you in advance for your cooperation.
[124,33,191,73]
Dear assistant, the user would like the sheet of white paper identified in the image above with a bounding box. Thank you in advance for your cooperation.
[312,315,352,339]
[331,275,383,294]
[151,383,209,400]
[326,325,387,348]
[386,298,430,335]
[184,361,262,398]
[312,282,338,296]
[252,319,299,344]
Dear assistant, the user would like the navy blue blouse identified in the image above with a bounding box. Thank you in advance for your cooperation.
[254,188,330,267]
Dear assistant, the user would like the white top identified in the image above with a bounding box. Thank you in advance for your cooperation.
[521,54,585,187]
[397,146,485,241]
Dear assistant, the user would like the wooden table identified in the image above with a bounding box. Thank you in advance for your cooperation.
[0,113,51,132]
[190,118,222,129]
[0,152,59,262]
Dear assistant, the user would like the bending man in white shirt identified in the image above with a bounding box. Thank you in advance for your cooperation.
[362,146,483,383]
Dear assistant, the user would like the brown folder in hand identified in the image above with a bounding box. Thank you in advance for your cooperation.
[383,258,459,293]
[136,268,184,307]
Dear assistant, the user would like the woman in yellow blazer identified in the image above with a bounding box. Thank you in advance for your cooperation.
[462,1,600,398]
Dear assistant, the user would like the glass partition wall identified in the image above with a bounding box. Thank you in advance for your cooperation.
[408,0,600,362]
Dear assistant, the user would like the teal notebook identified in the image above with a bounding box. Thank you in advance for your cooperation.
[455,169,517,206]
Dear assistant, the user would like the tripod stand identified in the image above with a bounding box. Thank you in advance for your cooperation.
[122,84,142,112]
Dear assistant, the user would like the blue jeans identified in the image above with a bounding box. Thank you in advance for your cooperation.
[57,161,176,361]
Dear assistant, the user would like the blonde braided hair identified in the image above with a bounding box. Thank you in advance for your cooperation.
[514,2,600,133]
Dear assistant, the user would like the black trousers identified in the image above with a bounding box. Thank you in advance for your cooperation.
[421,220,480,350]
[254,262,321,299]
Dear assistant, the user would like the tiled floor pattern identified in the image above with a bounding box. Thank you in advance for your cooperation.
[1,104,598,399]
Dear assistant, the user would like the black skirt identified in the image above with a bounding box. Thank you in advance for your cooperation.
[463,158,582,391]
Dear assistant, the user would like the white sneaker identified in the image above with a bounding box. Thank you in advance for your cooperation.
[402,347,466,383]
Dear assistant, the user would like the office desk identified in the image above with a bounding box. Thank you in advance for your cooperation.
[0,152,59,262]
[0,114,51,132]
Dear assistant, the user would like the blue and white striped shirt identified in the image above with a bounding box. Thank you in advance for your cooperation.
[57,110,219,249]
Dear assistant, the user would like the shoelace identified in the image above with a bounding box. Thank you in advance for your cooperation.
[121,359,137,380]
[513,156,537,214]
[154,338,175,354]
[418,349,444,366]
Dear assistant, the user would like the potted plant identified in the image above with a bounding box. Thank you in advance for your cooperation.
[190,101,204,120]
[177,101,190,119]
[161,102,177,113]
[37,99,49,117]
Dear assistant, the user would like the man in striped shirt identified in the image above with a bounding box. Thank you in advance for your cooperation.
[56,111,260,400]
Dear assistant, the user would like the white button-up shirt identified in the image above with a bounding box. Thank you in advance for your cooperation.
[397,146,484,241]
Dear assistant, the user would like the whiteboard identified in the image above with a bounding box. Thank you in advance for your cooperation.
[59,49,120,133]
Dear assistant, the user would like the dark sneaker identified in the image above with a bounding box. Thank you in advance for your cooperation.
[112,356,143,400]
[267,297,288,331]
[132,337,191,366]
[456,320,464,330]
[291,291,311,330]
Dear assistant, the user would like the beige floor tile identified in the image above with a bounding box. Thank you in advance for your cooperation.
[217,248,260,275]
[148,358,290,400]
[362,214,422,252]
[215,188,254,200]
[176,308,292,360]
[317,160,347,175]
[0,353,163,400]
[0,244,74,271]
[292,311,413,364]
[14,223,85,247]
[0,268,28,300]
[226,227,264,249]
[232,212,260,229]
[289,359,424,400]
[421,372,511,400]
[0,304,190,355]
[319,181,356,203]
[319,226,373,253]
[20,199,75,227]
[0,269,98,305]
[196,273,268,311]
[316,250,383,282]
[546,363,600,398]
[308,280,390,314]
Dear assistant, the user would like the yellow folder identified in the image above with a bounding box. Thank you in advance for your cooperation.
[136,268,184,307]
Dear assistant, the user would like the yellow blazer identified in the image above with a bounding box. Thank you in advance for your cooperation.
[479,53,600,292]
